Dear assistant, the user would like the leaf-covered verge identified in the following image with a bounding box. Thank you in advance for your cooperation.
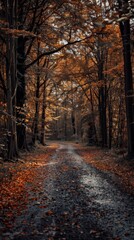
[0,142,58,232]
[76,144,134,195]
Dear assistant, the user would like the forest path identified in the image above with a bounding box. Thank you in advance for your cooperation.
[1,142,134,240]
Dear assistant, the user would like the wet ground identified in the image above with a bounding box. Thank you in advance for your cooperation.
[1,143,134,240]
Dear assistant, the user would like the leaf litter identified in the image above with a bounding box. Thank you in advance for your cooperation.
[0,142,134,240]
[76,144,134,194]
[0,143,57,235]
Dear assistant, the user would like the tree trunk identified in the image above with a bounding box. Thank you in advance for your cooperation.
[6,0,18,160]
[40,79,46,145]
[32,74,40,143]
[98,61,107,148]
[119,19,134,158]
[71,112,76,135]
[32,43,41,144]
[90,87,98,144]
[64,99,67,141]
[32,78,40,144]
[16,36,27,149]
[108,92,113,149]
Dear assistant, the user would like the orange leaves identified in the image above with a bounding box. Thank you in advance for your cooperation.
[0,167,34,228]
[0,144,57,230]
[0,28,36,38]
[103,62,124,75]
[91,80,105,88]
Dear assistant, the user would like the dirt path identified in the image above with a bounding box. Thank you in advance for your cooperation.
[1,142,134,240]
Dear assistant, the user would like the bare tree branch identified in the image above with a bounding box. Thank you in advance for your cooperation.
[25,35,92,69]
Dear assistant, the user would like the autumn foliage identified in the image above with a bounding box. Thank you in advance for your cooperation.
[0,144,57,231]
[0,1,134,159]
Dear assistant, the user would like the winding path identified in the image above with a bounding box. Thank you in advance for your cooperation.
[2,143,134,240]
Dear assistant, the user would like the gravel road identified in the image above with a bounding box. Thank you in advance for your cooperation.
[1,143,134,240]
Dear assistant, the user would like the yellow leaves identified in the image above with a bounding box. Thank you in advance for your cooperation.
[25,119,29,123]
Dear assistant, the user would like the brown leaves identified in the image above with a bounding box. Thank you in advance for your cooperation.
[0,144,57,231]
[0,166,38,228]
[46,210,54,216]
[0,28,36,38]
[76,145,134,194]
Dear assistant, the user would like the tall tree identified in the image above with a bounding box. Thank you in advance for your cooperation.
[117,0,134,158]
[6,0,18,159]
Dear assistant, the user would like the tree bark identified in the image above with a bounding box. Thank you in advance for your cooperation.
[16,36,27,149]
[98,60,107,148]
[32,43,40,144]
[6,0,18,159]
[119,17,134,158]
[40,79,46,145]
[90,87,98,144]
[108,91,113,149]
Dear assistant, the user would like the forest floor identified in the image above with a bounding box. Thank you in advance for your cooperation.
[0,141,134,240]
[76,144,134,195]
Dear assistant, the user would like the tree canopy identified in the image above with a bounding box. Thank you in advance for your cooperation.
[0,0,134,160]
